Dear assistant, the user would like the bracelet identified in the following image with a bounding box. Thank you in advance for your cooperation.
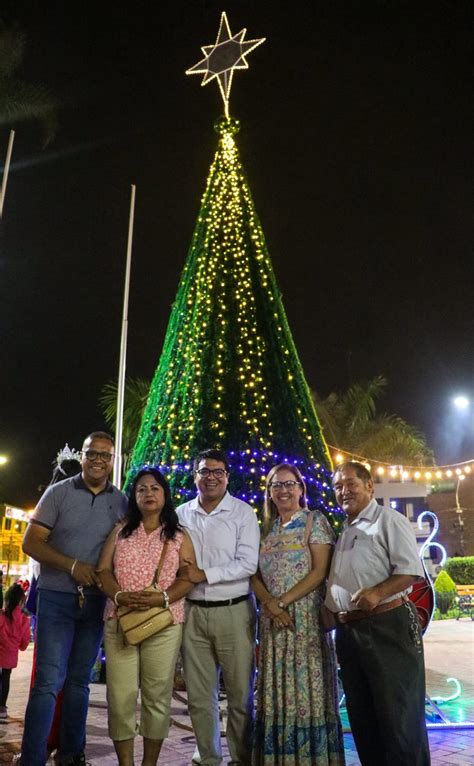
[114,591,123,607]
[162,590,170,609]
[71,559,78,577]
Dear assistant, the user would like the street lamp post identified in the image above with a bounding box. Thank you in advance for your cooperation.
[454,476,466,557]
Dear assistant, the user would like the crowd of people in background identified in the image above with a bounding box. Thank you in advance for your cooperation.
[0,432,431,766]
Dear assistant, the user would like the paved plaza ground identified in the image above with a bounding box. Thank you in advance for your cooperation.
[0,619,472,765]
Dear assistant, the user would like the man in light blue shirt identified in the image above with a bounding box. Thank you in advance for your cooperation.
[177,448,260,766]
[326,461,430,766]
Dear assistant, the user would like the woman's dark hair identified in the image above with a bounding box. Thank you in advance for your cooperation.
[121,468,182,541]
[50,459,81,486]
[4,584,25,620]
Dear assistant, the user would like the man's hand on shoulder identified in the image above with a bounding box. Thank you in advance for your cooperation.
[178,561,207,584]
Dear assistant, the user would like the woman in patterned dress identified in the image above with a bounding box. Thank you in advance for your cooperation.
[97,468,196,766]
[252,464,345,766]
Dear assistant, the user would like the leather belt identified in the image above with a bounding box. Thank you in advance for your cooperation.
[186,594,250,608]
[335,597,406,624]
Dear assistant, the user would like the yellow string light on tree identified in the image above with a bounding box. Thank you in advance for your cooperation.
[126,13,339,526]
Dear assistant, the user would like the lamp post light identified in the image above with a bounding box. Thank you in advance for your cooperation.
[0,456,8,466]
[452,395,470,411]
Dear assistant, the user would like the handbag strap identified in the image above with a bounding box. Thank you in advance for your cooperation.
[303,511,313,547]
[151,540,169,588]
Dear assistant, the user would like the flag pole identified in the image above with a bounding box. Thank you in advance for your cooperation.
[113,184,136,488]
[0,130,15,218]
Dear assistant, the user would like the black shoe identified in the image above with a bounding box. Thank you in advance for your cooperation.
[59,754,90,766]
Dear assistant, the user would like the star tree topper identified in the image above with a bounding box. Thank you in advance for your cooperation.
[186,12,265,118]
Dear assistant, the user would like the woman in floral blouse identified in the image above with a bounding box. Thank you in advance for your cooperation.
[97,468,195,766]
[252,464,345,766]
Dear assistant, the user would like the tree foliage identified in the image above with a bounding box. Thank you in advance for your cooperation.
[0,22,57,144]
[444,557,474,585]
[100,378,150,473]
[312,375,434,465]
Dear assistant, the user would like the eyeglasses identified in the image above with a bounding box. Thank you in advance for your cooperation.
[269,480,302,490]
[82,449,114,463]
[195,468,228,479]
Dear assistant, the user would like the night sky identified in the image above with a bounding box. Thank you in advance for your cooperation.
[1,1,473,507]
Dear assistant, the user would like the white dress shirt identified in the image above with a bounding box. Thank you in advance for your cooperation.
[325,498,425,612]
[176,491,260,601]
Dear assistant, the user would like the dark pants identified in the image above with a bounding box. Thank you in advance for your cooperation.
[0,668,12,706]
[336,601,430,766]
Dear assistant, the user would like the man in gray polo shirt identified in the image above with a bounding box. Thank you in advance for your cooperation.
[20,431,127,766]
[325,461,430,766]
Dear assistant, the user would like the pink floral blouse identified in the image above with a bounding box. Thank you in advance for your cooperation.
[104,523,185,624]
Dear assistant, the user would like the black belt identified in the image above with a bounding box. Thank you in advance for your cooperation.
[186,594,250,608]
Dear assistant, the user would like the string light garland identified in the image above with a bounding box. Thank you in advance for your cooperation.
[126,114,341,527]
[329,445,474,483]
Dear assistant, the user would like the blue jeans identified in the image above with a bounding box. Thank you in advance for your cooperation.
[21,590,106,766]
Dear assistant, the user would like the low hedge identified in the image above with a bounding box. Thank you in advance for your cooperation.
[444,556,474,584]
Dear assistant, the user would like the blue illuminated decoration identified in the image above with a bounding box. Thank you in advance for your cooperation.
[432,678,462,704]
[127,450,345,530]
[418,510,447,567]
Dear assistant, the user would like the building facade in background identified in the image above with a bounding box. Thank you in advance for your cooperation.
[374,475,474,572]
[0,504,32,586]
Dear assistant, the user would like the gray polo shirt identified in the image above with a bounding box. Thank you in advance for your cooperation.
[31,474,128,594]
[325,499,425,612]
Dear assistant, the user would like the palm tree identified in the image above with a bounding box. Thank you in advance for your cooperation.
[99,378,151,474]
[312,375,434,465]
[0,22,57,144]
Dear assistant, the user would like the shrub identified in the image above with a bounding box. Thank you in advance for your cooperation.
[444,556,474,584]
[432,607,458,621]
[433,570,457,614]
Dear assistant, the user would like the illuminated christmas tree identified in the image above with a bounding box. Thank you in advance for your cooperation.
[128,13,341,527]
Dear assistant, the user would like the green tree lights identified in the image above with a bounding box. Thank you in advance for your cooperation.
[127,116,341,528]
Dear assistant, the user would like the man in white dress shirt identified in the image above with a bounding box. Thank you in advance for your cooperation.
[325,461,430,766]
[177,449,260,766]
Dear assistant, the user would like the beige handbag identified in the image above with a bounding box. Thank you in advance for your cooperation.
[117,542,173,646]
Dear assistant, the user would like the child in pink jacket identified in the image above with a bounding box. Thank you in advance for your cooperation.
[0,583,31,720]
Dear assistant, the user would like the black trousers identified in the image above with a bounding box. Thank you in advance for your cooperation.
[0,668,12,706]
[336,602,431,766]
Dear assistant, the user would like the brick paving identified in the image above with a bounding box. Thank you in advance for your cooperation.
[1,619,472,765]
